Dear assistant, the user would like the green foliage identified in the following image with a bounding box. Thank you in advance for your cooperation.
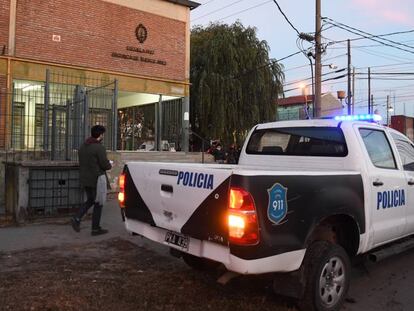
[190,21,284,146]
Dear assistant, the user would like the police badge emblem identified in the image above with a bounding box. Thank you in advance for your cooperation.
[267,183,288,225]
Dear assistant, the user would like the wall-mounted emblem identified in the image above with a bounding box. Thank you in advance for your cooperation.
[135,24,148,44]
[267,183,288,225]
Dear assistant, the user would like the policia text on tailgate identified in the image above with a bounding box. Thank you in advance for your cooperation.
[118,115,414,311]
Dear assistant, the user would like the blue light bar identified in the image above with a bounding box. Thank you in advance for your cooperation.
[334,114,382,122]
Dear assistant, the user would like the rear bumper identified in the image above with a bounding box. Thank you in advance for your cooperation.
[125,218,306,274]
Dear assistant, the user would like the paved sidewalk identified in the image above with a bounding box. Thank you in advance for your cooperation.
[0,199,135,252]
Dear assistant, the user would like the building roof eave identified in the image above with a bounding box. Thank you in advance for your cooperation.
[164,0,201,10]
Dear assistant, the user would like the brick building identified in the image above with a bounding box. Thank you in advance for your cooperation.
[0,0,199,152]
[0,0,203,221]
[277,93,343,120]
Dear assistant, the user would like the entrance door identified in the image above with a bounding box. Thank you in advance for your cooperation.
[357,126,406,246]
[389,130,414,236]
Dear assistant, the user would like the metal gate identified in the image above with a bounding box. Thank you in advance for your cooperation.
[45,71,118,161]
[2,70,118,220]
[6,70,118,162]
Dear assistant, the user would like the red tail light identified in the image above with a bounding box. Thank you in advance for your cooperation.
[228,187,259,245]
[118,173,125,208]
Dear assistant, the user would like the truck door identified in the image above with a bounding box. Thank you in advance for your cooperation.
[357,127,406,246]
[389,131,414,235]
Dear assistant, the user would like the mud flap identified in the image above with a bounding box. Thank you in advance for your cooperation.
[272,268,305,299]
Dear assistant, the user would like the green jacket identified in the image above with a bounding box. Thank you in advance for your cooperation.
[78,137,112,188]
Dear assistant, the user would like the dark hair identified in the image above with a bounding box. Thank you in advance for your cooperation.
[91,125,106,138]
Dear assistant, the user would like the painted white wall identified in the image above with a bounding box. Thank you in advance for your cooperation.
[118,91,179,108]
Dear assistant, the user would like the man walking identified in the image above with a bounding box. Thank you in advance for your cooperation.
[71,125,112,236]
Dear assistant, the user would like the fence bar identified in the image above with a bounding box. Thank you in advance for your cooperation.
[65,99,71,160]
[182,96,190,152]
[112,80,118,151]
[43,69,50,151]
[83,92,89,141]
[51,106,57,161]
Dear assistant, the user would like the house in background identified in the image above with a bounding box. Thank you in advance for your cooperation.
[276,93,344,120]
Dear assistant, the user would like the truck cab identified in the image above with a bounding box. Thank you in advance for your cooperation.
[118,115,414,311]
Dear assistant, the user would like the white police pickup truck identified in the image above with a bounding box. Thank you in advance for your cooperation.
[118,115,414,311]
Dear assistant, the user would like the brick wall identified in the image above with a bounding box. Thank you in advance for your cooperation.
[0,0,9,54]
[15,0,186,81]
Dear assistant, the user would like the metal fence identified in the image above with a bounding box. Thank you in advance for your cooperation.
[117,97,183,151]
[0,70,118,162]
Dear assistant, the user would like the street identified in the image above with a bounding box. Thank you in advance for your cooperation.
[0,200,413,311]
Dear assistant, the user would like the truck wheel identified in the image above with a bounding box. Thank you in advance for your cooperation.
[182,253,220,271]
[298,241,350,311]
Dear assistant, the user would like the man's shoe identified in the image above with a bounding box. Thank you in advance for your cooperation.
[71,217,80,233]
[91,228,108,236]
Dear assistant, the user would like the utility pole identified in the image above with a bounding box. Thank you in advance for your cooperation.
[314,0,322,117]
[352,67,355,115]
[347,39,352,115]
[368,67,371,114]
[386,95,390,126]
[371,94,374,114]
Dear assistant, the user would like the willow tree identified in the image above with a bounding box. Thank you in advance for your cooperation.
[190,22,284,147]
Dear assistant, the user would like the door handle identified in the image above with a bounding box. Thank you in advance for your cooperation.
[161,184,173,193]
[408,179,414,186]
[373,180,383,186]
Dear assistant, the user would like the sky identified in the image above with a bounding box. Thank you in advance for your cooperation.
[190,0,414,120]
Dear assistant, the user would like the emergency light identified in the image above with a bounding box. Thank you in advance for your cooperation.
[333,114,382,122]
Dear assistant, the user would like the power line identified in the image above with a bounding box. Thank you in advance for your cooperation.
[325,35,414,62]
[357,77,414,81]
[324,20,414,55]
[284,68,346,87]
[207,0,272,23]
[272,0,300,35]
[284,64,311,72]
[323,53,347,62]
[324,17,414,51]
[284,59,346,73]
[323,20,414,46]
[191,0,248,22]
[284,74,347,92]
[327,37,414,62]
[200,0,217,6]
[276,51,302,62]
[231,51,302,80]
[327,39,414,49]
[353,46,414,62]
[356,83,414,91]
[359,72,414,75]
[355,61,414,70]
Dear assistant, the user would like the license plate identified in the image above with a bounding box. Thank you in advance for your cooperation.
[164,231,189,251]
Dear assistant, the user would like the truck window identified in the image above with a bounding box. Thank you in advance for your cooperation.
[390,132,414,171]
[359,128,396,169]
[246,127,348,157]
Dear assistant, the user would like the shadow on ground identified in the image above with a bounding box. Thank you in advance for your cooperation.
[0,238,296,311]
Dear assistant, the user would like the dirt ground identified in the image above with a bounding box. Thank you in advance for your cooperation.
[1,236,414,311]
[1,199,413,311]
[0,238,296,311]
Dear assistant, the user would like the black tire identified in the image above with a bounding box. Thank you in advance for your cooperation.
[298,241,351,311]
[182,253,220,271]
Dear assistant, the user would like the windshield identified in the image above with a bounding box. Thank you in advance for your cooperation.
[246,127,348,157]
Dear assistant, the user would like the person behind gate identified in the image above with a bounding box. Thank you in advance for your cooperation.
[71,125,112,236]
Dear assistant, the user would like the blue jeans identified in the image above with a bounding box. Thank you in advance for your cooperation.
[75,187,103,230]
